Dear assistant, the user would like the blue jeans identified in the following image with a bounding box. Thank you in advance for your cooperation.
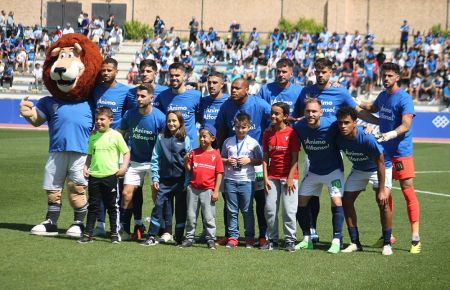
[224,179,255,240]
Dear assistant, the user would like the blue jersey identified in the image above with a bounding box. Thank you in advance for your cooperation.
[93,82,133,129]
[215,95,271,143]
[294,117,343,175]
[364,63,375,79]
[120,107,166,163]
[154,88,201,148]
[374,88,415,158]
[256,82,303,116]
[36,97,94,154]
[293,84,357,118]
[199,94,229,126]
[127,84,168,108]
[337,126,389,172]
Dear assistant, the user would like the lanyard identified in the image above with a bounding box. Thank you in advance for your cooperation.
[235,136,246,157]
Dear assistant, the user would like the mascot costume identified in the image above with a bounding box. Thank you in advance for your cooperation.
[20,34,103,237]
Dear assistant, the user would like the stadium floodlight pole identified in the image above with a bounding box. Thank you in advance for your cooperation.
[201,0,204,30]
[281,0,284,19]
[366,0,370,34]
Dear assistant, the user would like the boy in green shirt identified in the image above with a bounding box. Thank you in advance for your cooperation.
[78,107,130,244]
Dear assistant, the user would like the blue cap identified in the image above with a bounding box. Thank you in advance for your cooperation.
[200,124,216,137]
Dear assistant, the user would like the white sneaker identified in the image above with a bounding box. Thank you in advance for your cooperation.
[93,224,106,237]
[342,243,362,253]
[66,223,84,238]
[382,244,393,256]
[30,219,59,236]
[158,232,173,243]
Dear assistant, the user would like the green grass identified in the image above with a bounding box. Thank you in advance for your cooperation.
[1,129,450,289]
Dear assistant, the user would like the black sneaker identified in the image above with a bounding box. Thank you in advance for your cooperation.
[111,234,121,244]
[285,241,296,252]
[260,241,279,251]
[140,236,158,246]
[77,234,93,244]
[207,240,216,250]
[179,239,195,248]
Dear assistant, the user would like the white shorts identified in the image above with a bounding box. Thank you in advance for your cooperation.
[344,167,393,192]
[43,152,87,190]
[124,161,150,186]
[299,169,344,198]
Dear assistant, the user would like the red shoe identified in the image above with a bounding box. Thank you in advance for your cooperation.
[226,238,239,248]
[245,239,255,249]
[216,237,228,246]
[258,237,267,248]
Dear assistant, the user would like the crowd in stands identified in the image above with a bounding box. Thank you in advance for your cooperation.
[1,10,450,109]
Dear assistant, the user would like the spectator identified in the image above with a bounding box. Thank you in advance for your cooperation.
[0,65,13,88]
[153,16,165,36]
[443,82,450,110]
[62,23,74,35]
[32,62,43,89]
[229,20,241,44]
[419,73,435,101]
[188,17,199,45]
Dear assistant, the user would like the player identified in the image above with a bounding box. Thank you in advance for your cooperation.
[358,62,421,254]
[198,71,229,127]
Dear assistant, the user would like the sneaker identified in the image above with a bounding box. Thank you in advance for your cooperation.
[30,219,59,236]
[93,225,106,237]
[131,224,146,241]
[66,223,84,238]
[258,237,267,248]
[285,241,296,252]
[140,236,158,246]
[78,234,93,244]
[373,234,396,248]
[111,234,121,244]
[342,243,363,253]
[382,244,393,256]
[179,239,195,248]
[410,241,421,254]
[158,232,174,244]
[310,232,320,244]
[207,240,216,250]
[216,237,228,246]
[226,238,238,248]
[327,240,341,254]
[260,241,278,251]
[245,239,254,249]
[295,240,313,250]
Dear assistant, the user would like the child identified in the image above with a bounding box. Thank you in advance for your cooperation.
[262,102,301,252]
[78,107,130,244]
[221,112,263,248]
[141,111,191,246]
[180,124,224,250]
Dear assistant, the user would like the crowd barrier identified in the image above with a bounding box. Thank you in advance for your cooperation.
[1,97,449,140]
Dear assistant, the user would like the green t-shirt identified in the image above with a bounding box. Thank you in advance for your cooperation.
[88,129,129,178]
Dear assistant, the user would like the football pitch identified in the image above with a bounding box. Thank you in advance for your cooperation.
[1,129,449,289]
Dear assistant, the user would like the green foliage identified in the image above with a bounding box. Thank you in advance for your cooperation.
[278,17,325,34]
[123,20,153,40]
[431,24,449,36]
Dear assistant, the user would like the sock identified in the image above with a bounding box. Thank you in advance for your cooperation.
[383,228,392,245]
[412,234,420,245]
[73,202,88,223]
[46,203,61,224]
[401,187,420,223]
[347,227,360,245]
[297,206,311,237]
[120,208,133,233]
[331,206,344,240]
[309,196,320,229]
[133,186,143,220]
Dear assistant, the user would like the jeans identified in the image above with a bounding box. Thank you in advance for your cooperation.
[224,179,255,240]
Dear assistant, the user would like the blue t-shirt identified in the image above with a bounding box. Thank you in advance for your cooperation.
[120,107,166,163]
[373,88,415,158]
[293,117,343,175]
[337,126,390,172]
[154,88,201,148]
[127,84,168,108]
[36,97,94,154]
[293,84,357,118]
[93,82,133,129]
[364,62,375,79]
[215,95,271,143]
[199,94,229,126]
[256,82,303,116]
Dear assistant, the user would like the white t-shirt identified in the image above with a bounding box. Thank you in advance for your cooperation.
[221,135,262,181]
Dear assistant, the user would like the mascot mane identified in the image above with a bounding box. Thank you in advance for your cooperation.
[43,34,103,102]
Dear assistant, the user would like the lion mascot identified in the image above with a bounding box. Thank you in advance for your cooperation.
[20,34,103,237]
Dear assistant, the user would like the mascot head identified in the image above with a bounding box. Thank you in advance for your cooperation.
[43,34,103,102]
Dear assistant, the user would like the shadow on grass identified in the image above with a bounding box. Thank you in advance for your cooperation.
[0,223,34,232]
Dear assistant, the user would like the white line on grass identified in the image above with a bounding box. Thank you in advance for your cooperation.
[415,171,450,174]
[392,187,450,197]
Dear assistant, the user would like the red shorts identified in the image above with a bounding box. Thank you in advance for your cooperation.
[391,156,415,180]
